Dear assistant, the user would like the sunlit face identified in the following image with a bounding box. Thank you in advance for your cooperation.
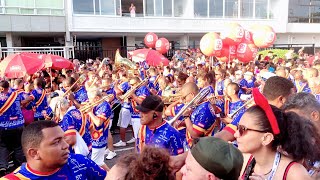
[181,152,210,180]
[234,112,266,154]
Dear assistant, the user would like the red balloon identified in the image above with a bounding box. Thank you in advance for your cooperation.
[236,43,258,63]
[217,45,236,63]
[155,38,170,54]
[251,25,276,48]
[221,23,244,46]
[144,32,158,48]
[200,32,223,56]
[243,30,253,44]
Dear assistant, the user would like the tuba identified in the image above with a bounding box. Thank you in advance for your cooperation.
[115,49,136,70]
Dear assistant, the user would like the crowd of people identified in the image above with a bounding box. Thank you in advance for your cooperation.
[0,47,320,179]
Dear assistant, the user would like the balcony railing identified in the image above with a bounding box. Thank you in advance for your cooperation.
[288,16,320,23]
[0,6,64,16]
[0,46,74,59]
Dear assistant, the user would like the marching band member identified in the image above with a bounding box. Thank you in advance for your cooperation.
[0,80,25,176]
[85,71,99,90]
[148,67,160,92]
[136,95,184,156]
[214,83,246,141]
[179,82,217,147]
[63,77,88,109]
[49,97,92,157]
[214,69,225,96]
[308,77,320,102]
[128,77,150,143]
[164,98,186,140]
[113,71,132,147]
[235,70,247,97]
[294,70,311,93]
[86,88,112,171]
[1,121,106,179]
[30,78,48,121]
[101,78,118,160]
[197,72,215,96]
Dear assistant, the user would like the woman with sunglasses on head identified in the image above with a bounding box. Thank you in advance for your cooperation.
[235,88,320,180]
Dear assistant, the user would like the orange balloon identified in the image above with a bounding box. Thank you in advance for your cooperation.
[221,23,244,46]
[251,25,276,48]
[155,38,170,54]
[144,32,158,48]
[236,43,258,63]
[200,32,223,56]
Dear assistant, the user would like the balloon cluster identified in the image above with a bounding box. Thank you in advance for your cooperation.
[144,32,170,54]
[200,23,276,63]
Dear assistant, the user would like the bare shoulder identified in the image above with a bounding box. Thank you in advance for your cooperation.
[286,162,312,180]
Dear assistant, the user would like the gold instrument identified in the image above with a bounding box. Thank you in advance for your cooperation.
[115,49,136,70]
[228,98,253,118]
[62,74,87,97]
[167,87,211,125]
[79,94,113,112]
[119,78,148,100]
[162,93,182,104]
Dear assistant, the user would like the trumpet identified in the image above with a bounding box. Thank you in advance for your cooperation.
[119,78,148,100]
[79,94,113,112]
[167,87,210,125]
[62,74,87,97]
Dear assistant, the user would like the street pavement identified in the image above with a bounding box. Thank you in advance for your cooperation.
[104,129,135,168]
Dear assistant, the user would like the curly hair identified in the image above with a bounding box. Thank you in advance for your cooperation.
[246,105,320,162]
[125,146,175,180]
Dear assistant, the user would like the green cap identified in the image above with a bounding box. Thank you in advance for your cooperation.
[191,137,243,180]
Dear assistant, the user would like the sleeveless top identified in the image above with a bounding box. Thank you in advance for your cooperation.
[241,155,297,180]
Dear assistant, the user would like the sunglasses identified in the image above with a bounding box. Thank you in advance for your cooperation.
[237,124,267,136]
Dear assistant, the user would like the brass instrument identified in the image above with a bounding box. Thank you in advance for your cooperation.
[162,93,182,104]
[62,74,87,97]
[119,78,148,100]
[79,94,113,112]
[167,87,211,125]
[115,49,136,70]
[228,98,253,118]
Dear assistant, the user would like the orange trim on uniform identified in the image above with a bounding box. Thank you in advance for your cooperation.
[65,129,77,136]
[224,99,230,115]
[192,124,206,134]
[26,163,60,176]
[35,90,46,107]
[97,114,107,120]
[138,125,146,151]
[79,112,87,137]
[0,91,18,115]
[223,124,237,135]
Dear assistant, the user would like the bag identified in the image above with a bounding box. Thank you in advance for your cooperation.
[22,108,34,125]
[74,131,90,156]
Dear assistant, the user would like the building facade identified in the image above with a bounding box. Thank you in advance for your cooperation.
[0,0,319,59]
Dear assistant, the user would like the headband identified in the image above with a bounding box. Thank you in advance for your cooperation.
[252,88,280,135]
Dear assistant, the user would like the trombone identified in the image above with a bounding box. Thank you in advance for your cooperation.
[167,87,211,126]
[119,78,148,100]
[227,98,253,118]
[79,94,113,112]
[62,74,87,97]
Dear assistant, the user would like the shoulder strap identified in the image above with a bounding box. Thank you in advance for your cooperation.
[283,161,296,180]
[0,91,18,115]
[242,155,256,180]
[224,99,230,115]
[35,90,46,107]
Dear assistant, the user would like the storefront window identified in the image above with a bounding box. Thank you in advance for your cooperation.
[194,0,208,17]
[209,0,223,18]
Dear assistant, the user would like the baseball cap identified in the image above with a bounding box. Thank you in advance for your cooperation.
[135,95,164,113]
[191,137,243,180]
